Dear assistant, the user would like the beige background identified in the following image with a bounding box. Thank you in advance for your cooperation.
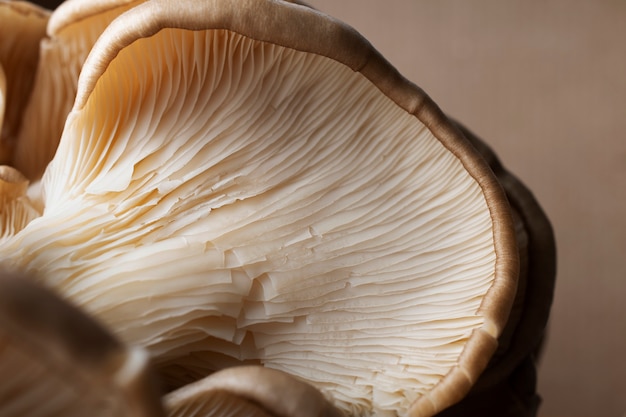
[308,1,626,417]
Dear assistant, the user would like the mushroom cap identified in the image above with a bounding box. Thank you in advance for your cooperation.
[0,0,518,415]
[165,366,343,417]
[0,165,41,239]
[0,271,164,417]
[433,122,555,416]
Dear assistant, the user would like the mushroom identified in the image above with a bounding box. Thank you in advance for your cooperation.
[1,0,145,179]
[0,269,338,417]
[432,122,556,417]
[0,0,519,416]
[0,270,164,417]
[165,366,344,417]
[0,0,49,164]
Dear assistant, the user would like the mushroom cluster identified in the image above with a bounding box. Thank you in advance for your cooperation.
[0,0,520,416]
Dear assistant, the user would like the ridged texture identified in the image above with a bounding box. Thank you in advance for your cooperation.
[0,63,5,140]
[0,196,41,241]
[0,26,498,416]
[0,1,48,163]
[13,0,144,180]
[0,166,41,242]
[168,390,275,417]
[165,366,343,417]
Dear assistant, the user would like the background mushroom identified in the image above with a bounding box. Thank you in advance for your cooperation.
[0,0,49,164]
[0,0,147,180]
[165,366,343,417]
[0,0,524,416]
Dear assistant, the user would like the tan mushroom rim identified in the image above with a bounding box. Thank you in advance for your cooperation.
[73,0,518,415]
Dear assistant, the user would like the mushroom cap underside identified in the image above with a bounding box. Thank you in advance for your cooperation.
[0,1,518,416]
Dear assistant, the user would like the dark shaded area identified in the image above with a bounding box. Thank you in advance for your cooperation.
[31,0,63,10]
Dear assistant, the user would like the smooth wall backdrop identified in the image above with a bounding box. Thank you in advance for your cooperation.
[308,1,626,417]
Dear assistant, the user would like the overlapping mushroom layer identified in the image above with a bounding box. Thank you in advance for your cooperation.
[0,1,517,416]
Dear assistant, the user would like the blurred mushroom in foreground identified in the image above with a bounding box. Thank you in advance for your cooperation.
[0,272,343,417]
[0,271,163,417]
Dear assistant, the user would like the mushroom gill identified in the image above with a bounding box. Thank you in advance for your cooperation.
[0,0,49,164]
[0,1,518,416]
[0,165,40,239]
[1,0,146,180]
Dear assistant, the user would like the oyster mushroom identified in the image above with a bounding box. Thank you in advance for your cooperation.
[0,0,518,416]
[0,0,48,164]
[165,366,343,417]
